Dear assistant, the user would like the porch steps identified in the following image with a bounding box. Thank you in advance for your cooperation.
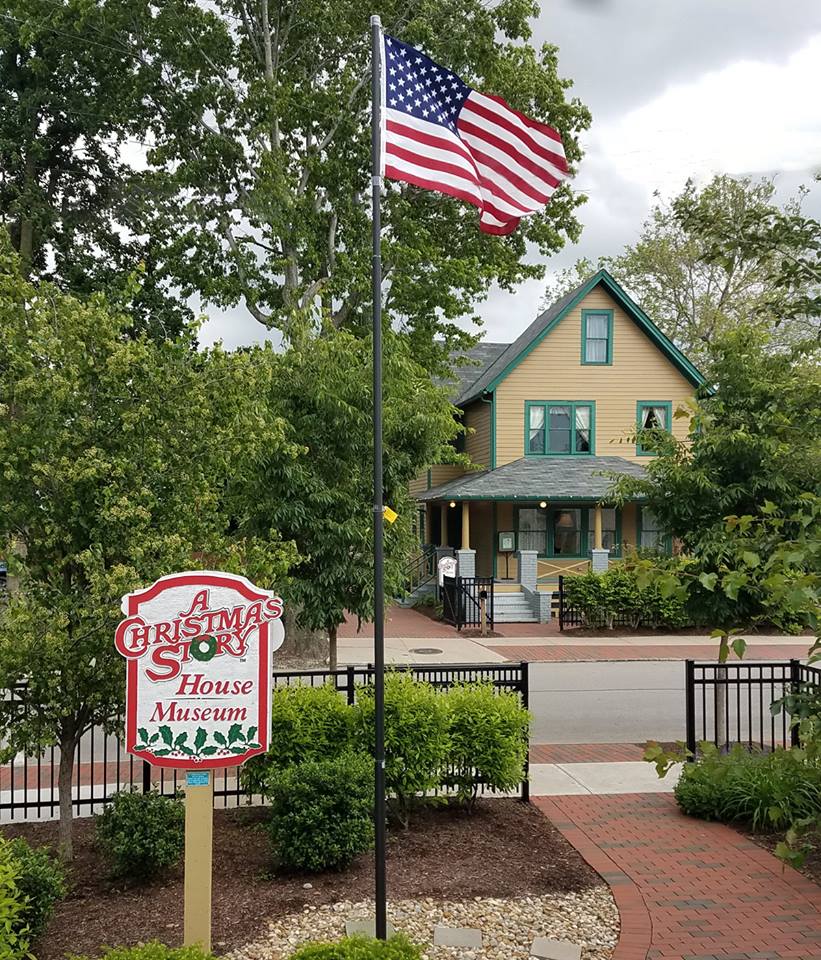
[492,589,538,623]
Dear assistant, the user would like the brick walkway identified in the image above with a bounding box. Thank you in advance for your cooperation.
[535,794,821,960]
[489,643,812,662]
[530,742,649,763]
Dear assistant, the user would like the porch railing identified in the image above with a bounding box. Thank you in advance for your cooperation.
[405,543,438,594]
[536,557,590,582]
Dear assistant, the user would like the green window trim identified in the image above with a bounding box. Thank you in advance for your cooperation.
[513,503,622,560]
[581,309,613,365]
[636,400,673,456]
[636,505,672,555]
[524,400,596,457]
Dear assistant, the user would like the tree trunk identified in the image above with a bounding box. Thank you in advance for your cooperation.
[328,624,338,671]
[277,604,327,665]
[57,728,78,862]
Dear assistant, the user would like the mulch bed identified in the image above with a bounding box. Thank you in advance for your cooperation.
[745,828,821,888]
[2,799,602,959]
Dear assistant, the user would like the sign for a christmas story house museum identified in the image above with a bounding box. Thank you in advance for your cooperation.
[115,572,284,769]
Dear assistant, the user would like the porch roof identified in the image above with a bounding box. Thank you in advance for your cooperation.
[417,456,647,502]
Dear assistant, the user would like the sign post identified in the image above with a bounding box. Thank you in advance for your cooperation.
[115,571,284,949]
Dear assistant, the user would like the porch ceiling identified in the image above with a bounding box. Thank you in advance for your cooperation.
[417,456,647,502]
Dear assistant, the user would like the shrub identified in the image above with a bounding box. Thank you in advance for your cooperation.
[6,837,66,939]
[289,935,422,959]
[563,563,690,629]
[96,790,185,881]
[444,683,529,809]
[70,944,213,960]
[354,673,449,826]
[0,838,30,960]
[675,744,821,830]
[243,683,353,794]
[268,753,374,872]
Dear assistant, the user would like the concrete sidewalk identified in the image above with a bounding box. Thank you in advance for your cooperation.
[529,760,681,796]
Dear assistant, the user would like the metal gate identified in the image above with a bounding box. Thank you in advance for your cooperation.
[441,575,494,630]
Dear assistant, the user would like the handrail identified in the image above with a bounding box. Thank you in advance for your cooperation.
[406,543,437,593]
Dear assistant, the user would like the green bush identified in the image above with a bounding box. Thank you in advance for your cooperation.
[96,790,185,881]
[563,563,690,629]
[268,753,374,872]
[6,837,66,939]
[354,673,449,826]
[444,683,529,809]
[289,935,422,959]
[243,683,354,794]
[675,744,821,830]
[0,837,30,960]
[70,944,213,960]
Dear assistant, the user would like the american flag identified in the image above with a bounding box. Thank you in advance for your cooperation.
[380,34,570,235]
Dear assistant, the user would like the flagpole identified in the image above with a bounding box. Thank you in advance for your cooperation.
[370,13,388,942]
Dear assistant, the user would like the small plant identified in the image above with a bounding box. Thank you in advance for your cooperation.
[354,672,449,827]
[69,944,213,960]
[268,753,374,872]
[0,837,30,960]
[243,683,353,794]
[96,790,185,881]
[289,935,422,959]
[444,683,529,810]
[6,837,67,939]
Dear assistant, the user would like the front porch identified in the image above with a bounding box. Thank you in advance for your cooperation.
[415,456,657,623]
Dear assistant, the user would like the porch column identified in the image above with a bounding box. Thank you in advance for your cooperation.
[439,502,448,547]
[594,503,603,550]
[461,501,470,550]
[591,502,610,573]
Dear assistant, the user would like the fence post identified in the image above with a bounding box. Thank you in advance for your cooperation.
[558,576,564,632]
[142,759,151,793]
[684,660,696,760]
[347,665,356,706]
[789,658,801,748]
[520,660,530,803]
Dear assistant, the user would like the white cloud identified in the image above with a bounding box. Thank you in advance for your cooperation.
[592,34,821,200]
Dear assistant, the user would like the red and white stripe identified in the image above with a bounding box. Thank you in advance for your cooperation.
[382,93,569,235]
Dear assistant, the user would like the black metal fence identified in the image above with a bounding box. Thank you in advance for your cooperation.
[441,576,494,630]
[685,659,821,757]
[1,661,527,821]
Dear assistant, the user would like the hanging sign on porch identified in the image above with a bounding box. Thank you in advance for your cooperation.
[115,571,284,769]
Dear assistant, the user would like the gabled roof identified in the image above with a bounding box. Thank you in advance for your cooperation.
[455,269,706,405]
[444,342,507,399]
[418,456,648,502]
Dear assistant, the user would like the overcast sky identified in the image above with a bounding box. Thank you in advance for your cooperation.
[199,0,821,349]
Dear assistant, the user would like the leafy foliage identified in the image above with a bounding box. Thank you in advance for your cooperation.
[288,936,422,960]
[444,683,529,809]
[354,673,449,827]
[69,945,214,960]
[96,790,185,881]
[3,0,591,363]
[267,753,374,873]
[544,176,820,372]
[4,837,66,940]
[674,744,821,833]
[0,837,30,960]
[242,684,354,795]
[563,562,690,630]
[0,237,296,857]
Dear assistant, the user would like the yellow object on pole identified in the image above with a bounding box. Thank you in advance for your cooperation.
[184,771,214,951]
[461,501,470,550]
[594,503,603,551]
[383,505,398,524]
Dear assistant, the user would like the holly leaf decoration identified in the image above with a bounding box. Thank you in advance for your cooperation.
[228,723,244,744]
[246,726,258,743]
[246,742,262,750]
[149,733,160,744]
[194,728,207,751]
[213,732,227,746]
[133,743,148,752]
[179,746,195,756]
[230,746,246,754]
[153,748,172,757]
[174,732,188,748]
[138,727,149,744]
[200,746,219,756]
[159,726,173,747]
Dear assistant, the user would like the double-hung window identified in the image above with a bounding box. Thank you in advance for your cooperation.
[636,401,672,455]
[582,310,613,364]
[526,401,594,456]
[639,507,672,554]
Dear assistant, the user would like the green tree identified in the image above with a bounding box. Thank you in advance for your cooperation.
[0,237,296,859]
[2,0,591,366]
[544,176,820,371]
[244,329,461,667]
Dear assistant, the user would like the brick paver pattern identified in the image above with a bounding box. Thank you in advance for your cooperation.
[530,742,650,763]
[535,794,821,960]
[490,643,812,662]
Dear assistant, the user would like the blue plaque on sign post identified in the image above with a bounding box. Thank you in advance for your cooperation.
[186,771,210,788]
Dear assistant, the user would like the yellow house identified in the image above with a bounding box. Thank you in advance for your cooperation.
[411,269,706,621]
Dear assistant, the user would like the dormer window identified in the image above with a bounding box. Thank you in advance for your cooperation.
[582,309,613,364]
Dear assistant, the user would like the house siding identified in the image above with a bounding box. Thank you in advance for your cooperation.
[463,399,492,469]
[495,287,694,466]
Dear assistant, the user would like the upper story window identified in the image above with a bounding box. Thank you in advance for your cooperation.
[581,309,613,364]
[526,401,594,456]
[636,401,672,456]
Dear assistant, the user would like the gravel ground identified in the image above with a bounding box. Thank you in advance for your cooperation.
[229,890,619,960]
